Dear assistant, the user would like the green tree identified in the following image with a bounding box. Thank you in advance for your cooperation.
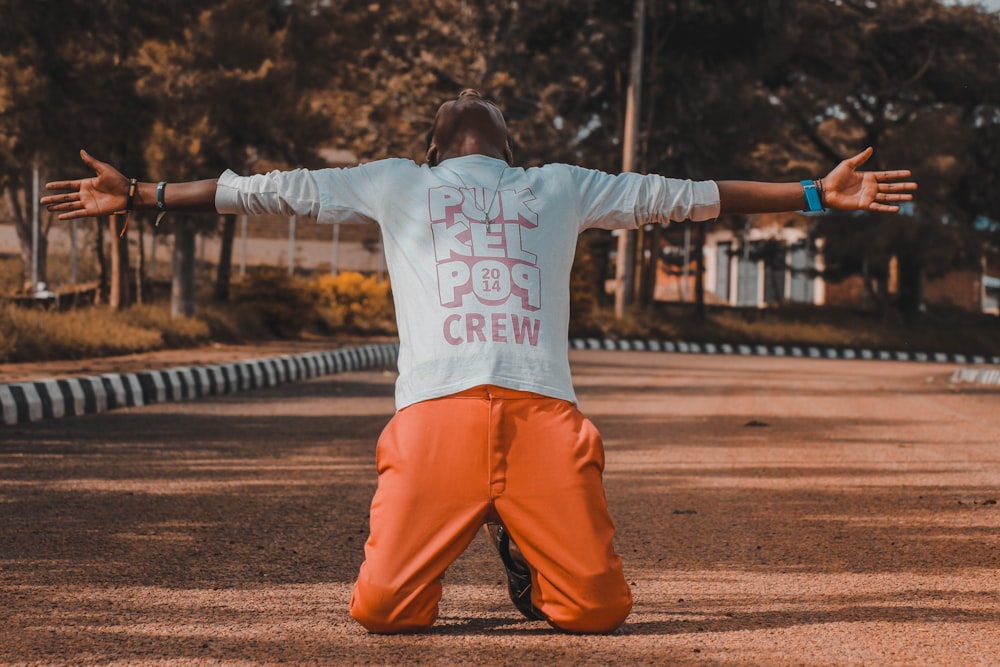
[134,0,339,314]
[636,1,795,314]
[764,0,1000,317]
[1,0,184,305]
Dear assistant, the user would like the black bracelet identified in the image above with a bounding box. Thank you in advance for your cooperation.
[156,181,167,211]
[117,178,138,238]
[125,178,138,211]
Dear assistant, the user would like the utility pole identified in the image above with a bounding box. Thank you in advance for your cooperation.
[288,215,296,276]
[331,222,341,276]
[239,215,248,277]
[614,0,646,319]
[31,165,39,290]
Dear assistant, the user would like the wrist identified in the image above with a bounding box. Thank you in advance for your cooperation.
[134,182,157,210]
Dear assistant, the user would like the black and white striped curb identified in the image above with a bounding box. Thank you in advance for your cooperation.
[950,367,1000,387]
[1,342,399,427]
[568,337,1000,367]
[4,337,997,427]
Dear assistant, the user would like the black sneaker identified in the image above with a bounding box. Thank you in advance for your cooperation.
[486,522,546,621]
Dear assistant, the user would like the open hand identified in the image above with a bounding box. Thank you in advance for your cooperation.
[821,147,917,213]
[41,150,130,220]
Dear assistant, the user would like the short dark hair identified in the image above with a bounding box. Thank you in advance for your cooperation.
[424,94,515,166]
[424,126,516,167]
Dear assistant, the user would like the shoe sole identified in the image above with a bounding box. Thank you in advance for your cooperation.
[486,522,547,622]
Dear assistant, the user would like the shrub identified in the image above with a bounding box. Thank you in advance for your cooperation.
[120,304,211,348]
[313,271,396,335]
[0,257,23,294]
[230,268,320,338]
[0,303,163,362]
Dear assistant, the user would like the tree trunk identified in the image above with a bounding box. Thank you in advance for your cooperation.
[33,235,48,291]
[95,217,109,305]
[135,220,145,305]
[171,227,196,318]
[4,183,48,291]
[638,224,661,307]
[614,0,645,319]
[108,214,131,309]
[896,256,923,321]
[215,214,236,302]
[10,203,32,290]
[694,222,706,320]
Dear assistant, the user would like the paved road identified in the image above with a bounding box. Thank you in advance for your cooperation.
[2,352,998,665]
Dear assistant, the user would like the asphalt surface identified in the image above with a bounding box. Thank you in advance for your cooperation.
[2,350,998,666]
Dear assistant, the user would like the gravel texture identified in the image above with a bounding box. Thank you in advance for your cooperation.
[1,347,998,666]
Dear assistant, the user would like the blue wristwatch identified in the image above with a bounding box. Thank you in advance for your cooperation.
[801,180,824,213]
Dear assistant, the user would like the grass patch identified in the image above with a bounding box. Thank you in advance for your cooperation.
[0,270,401,364]
[0,256,23,293]
[2,283,997,365]
[119,304,212,348]
[0,303,164,362]
[577,302,1000,356]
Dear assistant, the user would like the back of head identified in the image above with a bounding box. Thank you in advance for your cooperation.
[425,89,513,166]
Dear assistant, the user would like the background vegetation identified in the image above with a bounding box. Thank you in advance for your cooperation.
[1,0,999,363]
[0,269,396,362]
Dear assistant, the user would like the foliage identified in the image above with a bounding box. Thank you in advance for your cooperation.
[0,256,21,293]
[118,304,210,348]
[313,271,396,335]
[132,1,344,309]
[135,2,336,180]
[2,0,1000,325]
[0,302,163,362]
[569,231,613,336]
[760,0,1000,316]
[229,267,319,338]
[2,282,997,365]
[0,270,393,362]
[584,301,1000,356]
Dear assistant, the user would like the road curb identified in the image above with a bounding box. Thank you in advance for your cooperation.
[949,367,1000,387]
[568,338,1000,390]
[1,342,400,427]
[3,339,997,427]
[569,337,1000,367]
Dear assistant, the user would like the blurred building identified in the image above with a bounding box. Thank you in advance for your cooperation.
[654,214,999,315]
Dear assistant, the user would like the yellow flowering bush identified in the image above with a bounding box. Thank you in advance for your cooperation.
[314,271,396,334]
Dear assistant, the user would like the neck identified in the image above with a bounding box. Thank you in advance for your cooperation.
[438,136,508,164]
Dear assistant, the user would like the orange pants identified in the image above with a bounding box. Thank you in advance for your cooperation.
[349,385,632,633]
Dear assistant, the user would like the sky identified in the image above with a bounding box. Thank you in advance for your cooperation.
[953,0,1000,11]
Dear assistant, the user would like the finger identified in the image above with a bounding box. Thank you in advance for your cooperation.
[879,181,918,193]
[873,169,913,180]
[54,209,93,221]
[44,179,84,191]
[868,202,901,213]
[43,192,81,210]
[40,192,80,204]
[80,149,102,172]
[844,146,874,169]
[46,201,80,212]
[875,192,913,203]
[40,201,83,211]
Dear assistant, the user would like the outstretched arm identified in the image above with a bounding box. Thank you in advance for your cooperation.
[41,150,218,219]
[717,147,916,216]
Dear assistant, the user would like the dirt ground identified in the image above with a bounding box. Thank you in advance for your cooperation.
[1,347,998,666]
